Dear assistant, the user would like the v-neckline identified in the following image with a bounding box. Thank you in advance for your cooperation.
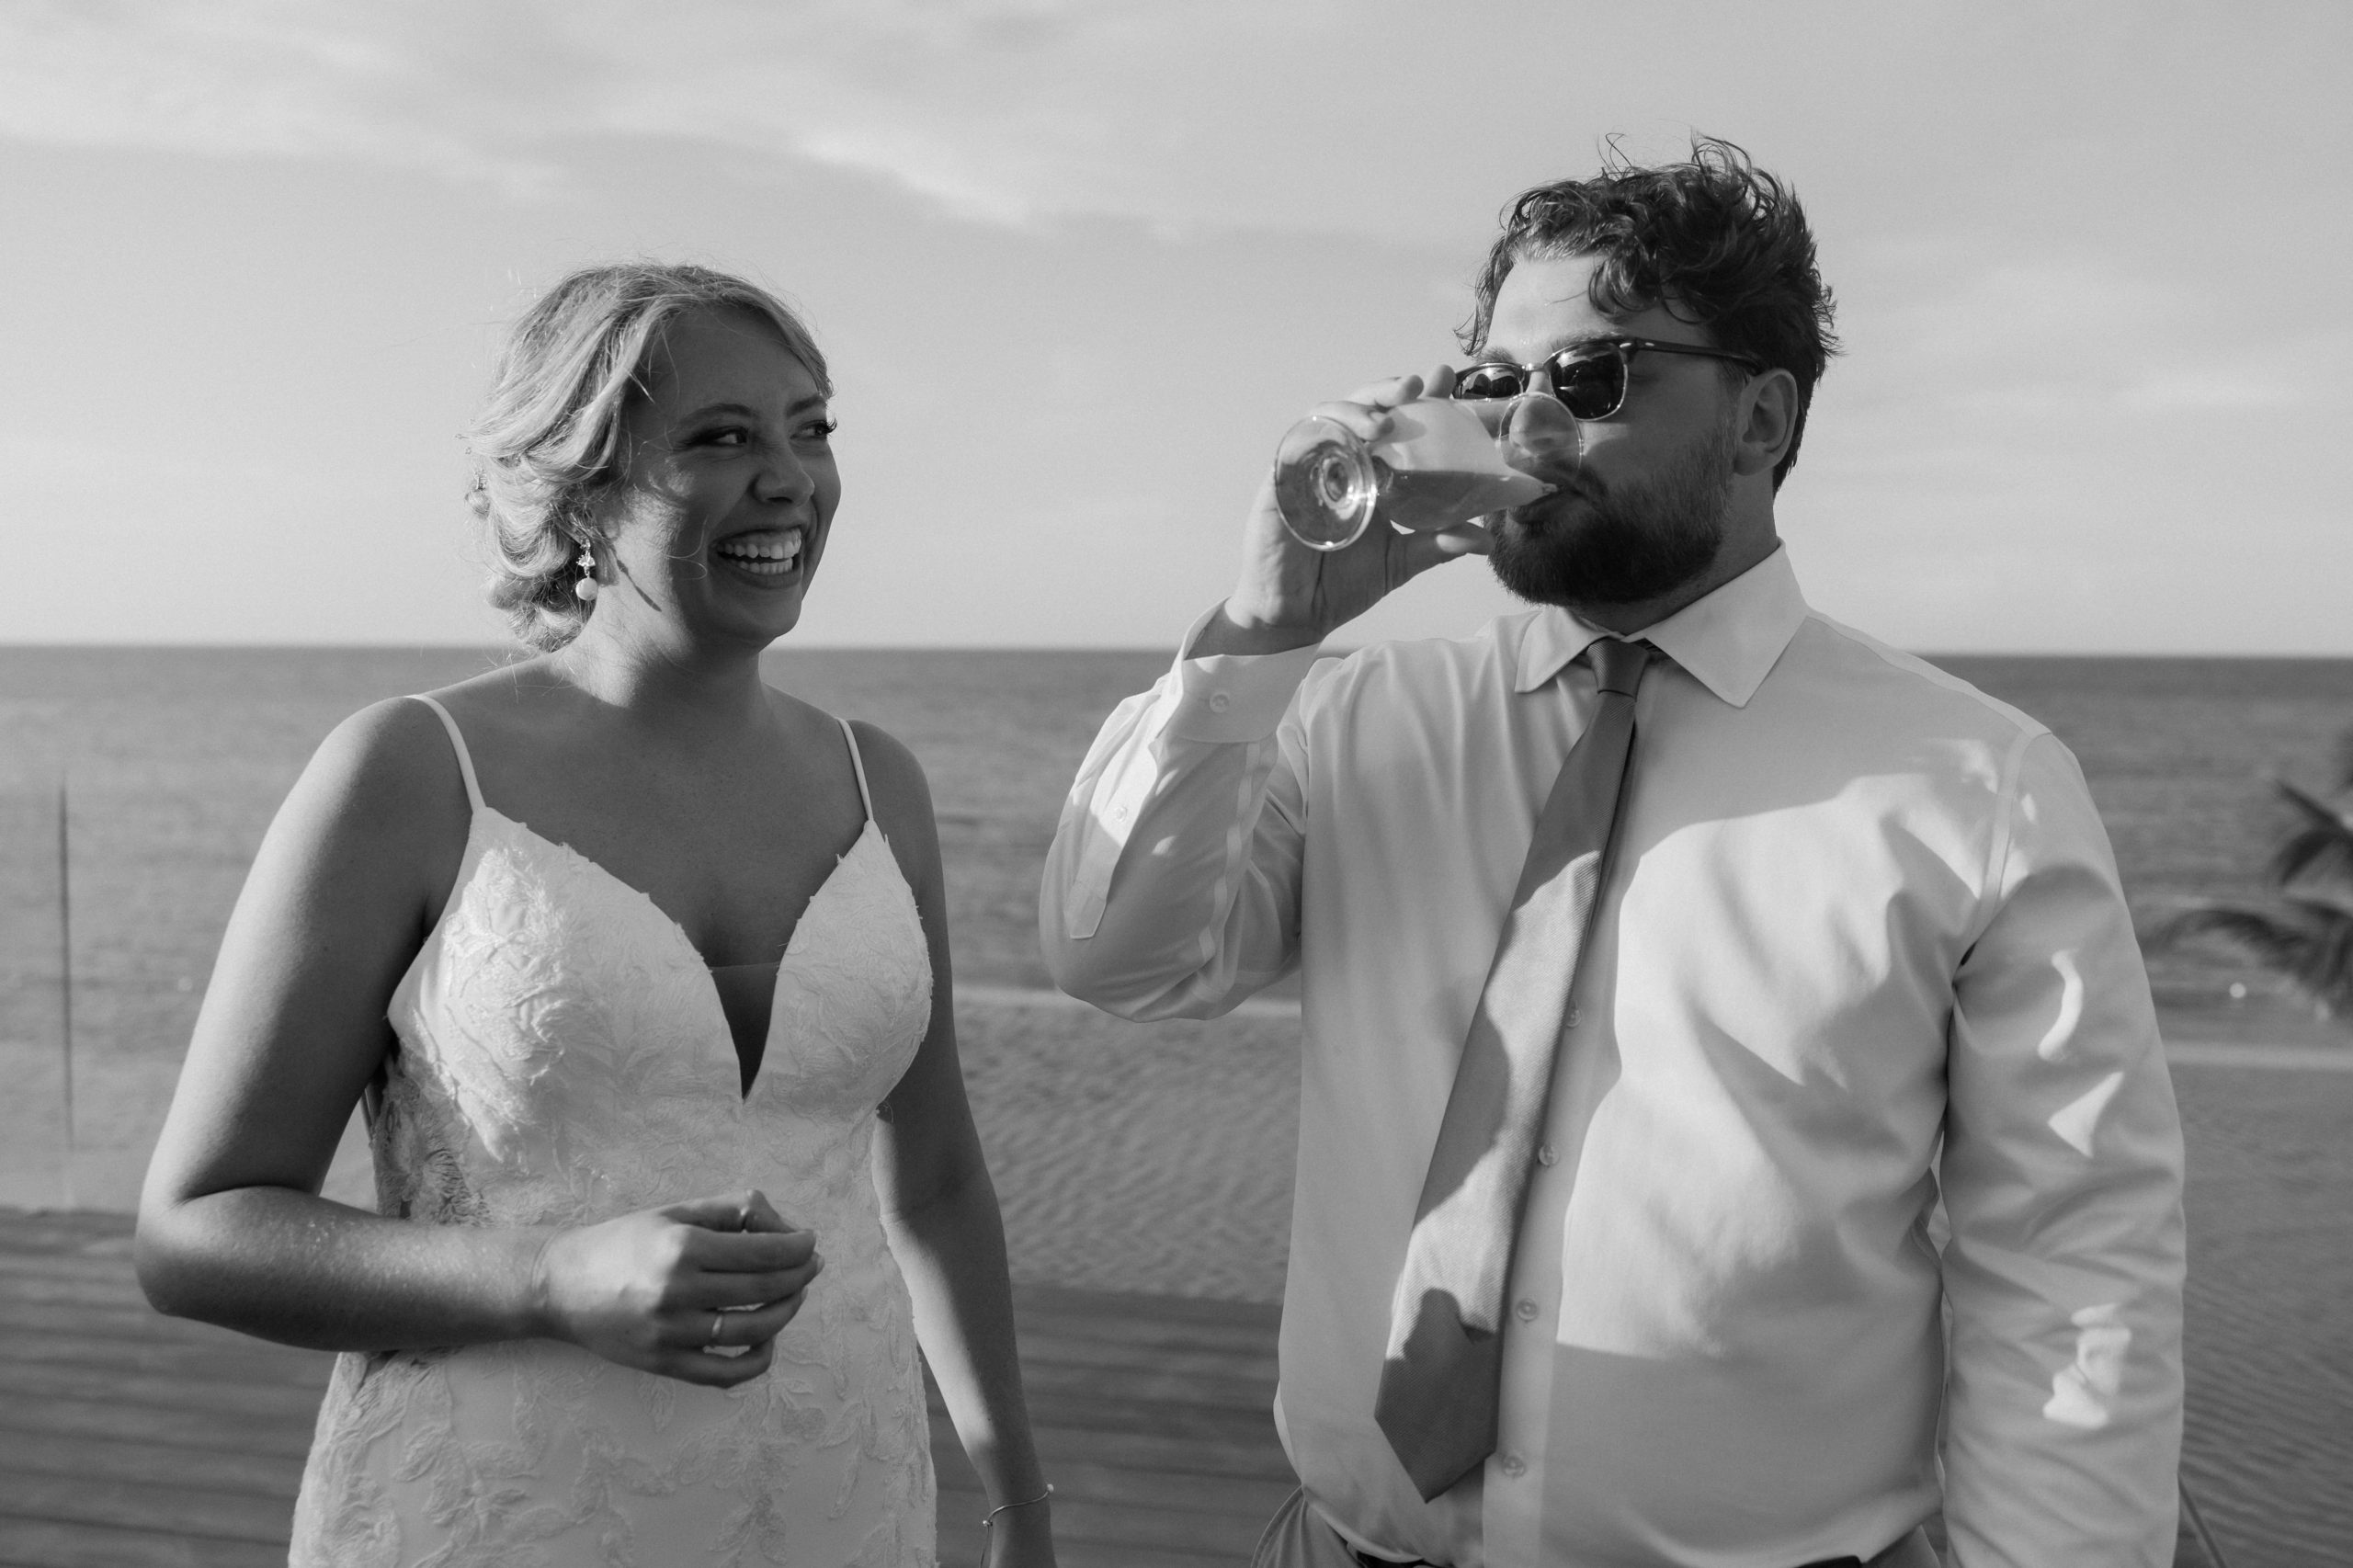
[478,805,879,1099]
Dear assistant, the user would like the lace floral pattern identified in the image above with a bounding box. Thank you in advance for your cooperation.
[290,810,937,1566]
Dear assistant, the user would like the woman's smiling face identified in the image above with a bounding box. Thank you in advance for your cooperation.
[592,305,840,652]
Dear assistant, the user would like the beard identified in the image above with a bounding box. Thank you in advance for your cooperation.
[1488,417,1737,609]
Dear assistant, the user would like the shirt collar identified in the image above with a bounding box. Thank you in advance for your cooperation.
[1511,545,1810,707]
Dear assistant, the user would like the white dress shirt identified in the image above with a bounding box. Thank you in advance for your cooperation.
[1040,550,2185,1567]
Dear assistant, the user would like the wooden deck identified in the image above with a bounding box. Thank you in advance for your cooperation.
[0,1209,1290,1568]
[3,1208,2245,1568]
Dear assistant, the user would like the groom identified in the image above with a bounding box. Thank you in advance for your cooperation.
[1039,140,2185,1565]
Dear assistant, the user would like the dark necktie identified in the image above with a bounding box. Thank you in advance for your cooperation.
[1373,637,1654,1500]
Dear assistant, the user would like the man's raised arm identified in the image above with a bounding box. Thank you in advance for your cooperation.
[1041,369,1487,1021]
[1037,610,1324,1020]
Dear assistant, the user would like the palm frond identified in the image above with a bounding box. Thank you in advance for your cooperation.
[2159,900,2353,1016]
[2267,776,2353,889]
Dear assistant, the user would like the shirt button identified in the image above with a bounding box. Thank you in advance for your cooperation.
[1536,1143,1557,1166]
[1514,1298,1539,1323]
[1207,690,1232,712]
[1563,1006,1581,1028]
[1499,1453,1527,1478]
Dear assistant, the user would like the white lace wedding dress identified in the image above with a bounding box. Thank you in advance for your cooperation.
[289,697,938,1566]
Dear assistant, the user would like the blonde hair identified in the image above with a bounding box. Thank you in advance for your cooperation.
[466,263,831,650]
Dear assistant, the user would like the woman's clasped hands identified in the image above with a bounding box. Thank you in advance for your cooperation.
[530,1189,822,1387]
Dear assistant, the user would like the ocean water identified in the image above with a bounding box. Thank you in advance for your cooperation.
[4,642,2350,1198]
[3,645,2351,1562]
[7,645,2348,1062]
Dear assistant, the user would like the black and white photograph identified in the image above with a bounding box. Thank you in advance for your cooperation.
[1,4,2347,1564]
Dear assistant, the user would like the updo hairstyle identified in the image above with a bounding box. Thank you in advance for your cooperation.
[466,262,830,650]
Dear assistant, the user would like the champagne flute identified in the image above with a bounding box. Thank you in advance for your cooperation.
[1270,393,1581,552]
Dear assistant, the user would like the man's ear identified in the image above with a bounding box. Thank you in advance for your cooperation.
[1733,369,1800,479]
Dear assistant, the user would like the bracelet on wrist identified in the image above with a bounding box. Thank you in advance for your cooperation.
[980,1482,1052,1528]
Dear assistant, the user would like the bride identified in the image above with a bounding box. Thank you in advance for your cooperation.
[135,263,1056,1566]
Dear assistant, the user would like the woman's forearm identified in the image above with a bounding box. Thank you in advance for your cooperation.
[136,1184,551,1353]
[884,1171,1048,1506]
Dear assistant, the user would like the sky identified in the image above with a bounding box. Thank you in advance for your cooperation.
[2,1,2347,653]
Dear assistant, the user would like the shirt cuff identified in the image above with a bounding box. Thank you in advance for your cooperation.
[1170,606,1325,743]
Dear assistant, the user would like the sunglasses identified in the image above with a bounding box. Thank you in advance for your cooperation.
[1453,337,1765,422]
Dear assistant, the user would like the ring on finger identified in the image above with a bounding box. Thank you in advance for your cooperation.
[708,1309,724,1348]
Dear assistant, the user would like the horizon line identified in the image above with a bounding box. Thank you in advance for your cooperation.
[4,640,2353,662]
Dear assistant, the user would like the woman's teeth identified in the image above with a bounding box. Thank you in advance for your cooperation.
[713,532,802,575]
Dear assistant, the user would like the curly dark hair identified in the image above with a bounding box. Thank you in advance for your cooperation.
[1461,137,1838,489]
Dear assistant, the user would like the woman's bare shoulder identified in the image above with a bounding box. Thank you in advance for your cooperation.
[411,655,563,729]
[838,717,940,867]
[838,717,927,803]
[278,696,474,880]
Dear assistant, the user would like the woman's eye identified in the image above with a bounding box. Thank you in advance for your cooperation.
[701,426,751,448]
[797,418,839,443]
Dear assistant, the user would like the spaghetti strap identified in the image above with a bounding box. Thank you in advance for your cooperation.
[835,717,875,824]
[408,695,485,814]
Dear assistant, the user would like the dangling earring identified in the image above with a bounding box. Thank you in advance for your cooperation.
[574,540,601,602]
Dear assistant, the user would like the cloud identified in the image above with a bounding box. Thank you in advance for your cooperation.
[1831,255,2340,439]
[0,1,561,192]
[0,0,1365,228]
[2118,370,2299,415]
[2116,327,2349,415]
[0,432,305,494]
[0,1,2104,244]
[7,0,2349,260]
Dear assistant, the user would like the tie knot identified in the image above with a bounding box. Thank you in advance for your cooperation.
[1589,638,1652,698]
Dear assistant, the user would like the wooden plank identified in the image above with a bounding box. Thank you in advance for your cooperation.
[0,1323,335,1390]
[1017,1282,1279,1331]
[1022,1544,1244,1568]
[930,1413,1289,1482]
[0,1212,134,1256]
[1015,1335,1279,1384]
[949,1531,1241,1568]
[0,1516,284,1568]
[983,1490,1268,1556]
[0,1268,163,1312]
[0,1360,328,1424]
[0,1428,305,1501]
[0,1209,1301,1565]
[936,1494,1267,1566]
[0,1398,317,1461]
[929,1407,1290,1515]
[1015,1299,1279,1351]
[0,1471,293,1545]
[0,1248,142,1282]
[1011,1356,1275,1414]
[0,1295,281,1348]
[1018,1398,1274,1452]
[0,1256,149,1294]
[1012,1312,1280,1355]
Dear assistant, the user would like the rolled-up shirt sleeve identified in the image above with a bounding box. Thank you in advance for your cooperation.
[1938,730,2188,1566]
[1039,612,1325,1020]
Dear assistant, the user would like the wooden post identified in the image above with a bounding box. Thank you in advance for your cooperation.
[2181,1475,2233,1567]
[56,774,74,1208]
